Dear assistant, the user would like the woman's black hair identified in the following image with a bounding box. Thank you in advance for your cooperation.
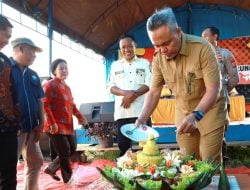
[51,58,67,76]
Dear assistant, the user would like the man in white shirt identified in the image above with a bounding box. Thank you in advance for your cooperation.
[108,34,151,156]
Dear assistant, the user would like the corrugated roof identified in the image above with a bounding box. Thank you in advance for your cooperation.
[4,0,250,55]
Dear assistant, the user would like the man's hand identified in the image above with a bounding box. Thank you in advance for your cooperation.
[33,124,44,142]
[121,90,137,108]
[17,129,23,137]
[177,114,198,135]
[135,118,146,128]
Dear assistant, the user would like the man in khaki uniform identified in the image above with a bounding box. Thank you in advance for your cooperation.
[135,7,228,162]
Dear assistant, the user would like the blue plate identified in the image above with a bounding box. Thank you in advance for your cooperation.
[121,124,159,142]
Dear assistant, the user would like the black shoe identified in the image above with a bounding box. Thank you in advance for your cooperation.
[44,167,61,181]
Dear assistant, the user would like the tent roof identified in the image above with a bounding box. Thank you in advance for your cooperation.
[4,0,250,55]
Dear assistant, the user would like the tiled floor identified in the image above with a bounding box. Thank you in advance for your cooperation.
[235,174,250,190]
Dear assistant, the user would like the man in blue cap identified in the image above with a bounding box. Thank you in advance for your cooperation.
[10,37,44,190]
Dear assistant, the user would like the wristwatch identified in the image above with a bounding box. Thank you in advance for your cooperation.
[192,111,204,122]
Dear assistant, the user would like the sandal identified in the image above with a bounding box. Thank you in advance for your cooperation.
[44,167,61,181]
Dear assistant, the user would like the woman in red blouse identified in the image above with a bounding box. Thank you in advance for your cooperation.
[42,58,87,184]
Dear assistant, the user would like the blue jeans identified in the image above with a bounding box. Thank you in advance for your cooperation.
[0,131,17,190]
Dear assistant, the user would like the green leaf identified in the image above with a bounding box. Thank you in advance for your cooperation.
[218,165,230,190]
[161,179,172,190]
[136,179,162,190]
[96,167,124,189]
[185,172,204,190]
[136,180,147,190]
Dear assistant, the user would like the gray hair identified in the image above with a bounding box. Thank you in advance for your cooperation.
[146,7,178,32]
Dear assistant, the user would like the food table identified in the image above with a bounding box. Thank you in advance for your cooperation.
[229,95,245,121]
[151,98,176,125]
[151,96,246,125]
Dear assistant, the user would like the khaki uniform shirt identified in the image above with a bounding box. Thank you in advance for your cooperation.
[108,56,151,120]
[151,33,228,135]
[215,46,239,104]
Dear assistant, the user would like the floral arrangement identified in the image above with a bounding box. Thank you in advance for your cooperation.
[98,150,222,190]
[84,122,117,139]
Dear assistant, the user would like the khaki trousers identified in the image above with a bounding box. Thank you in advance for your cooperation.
[177,126,225,163]
[17,131,43,190]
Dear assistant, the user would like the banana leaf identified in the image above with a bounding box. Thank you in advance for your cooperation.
[135,176,172,190]
[136,180,148,190]
[185,172,205,190]
[97,159,220,190]
[161,179,172,190]
[198,172,212,189]
[96,167,124,189]
[135,178,163,190]
[210,162,221,176]
[218,165,230,190]
[135,175,152,180]
[189,161,220,189]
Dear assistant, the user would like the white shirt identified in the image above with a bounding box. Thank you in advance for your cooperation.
[107,56,151,120]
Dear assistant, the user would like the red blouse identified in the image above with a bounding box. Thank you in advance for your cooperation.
[43,78,84,135]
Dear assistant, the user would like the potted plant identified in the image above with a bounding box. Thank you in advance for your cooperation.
[84,122,117,148]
